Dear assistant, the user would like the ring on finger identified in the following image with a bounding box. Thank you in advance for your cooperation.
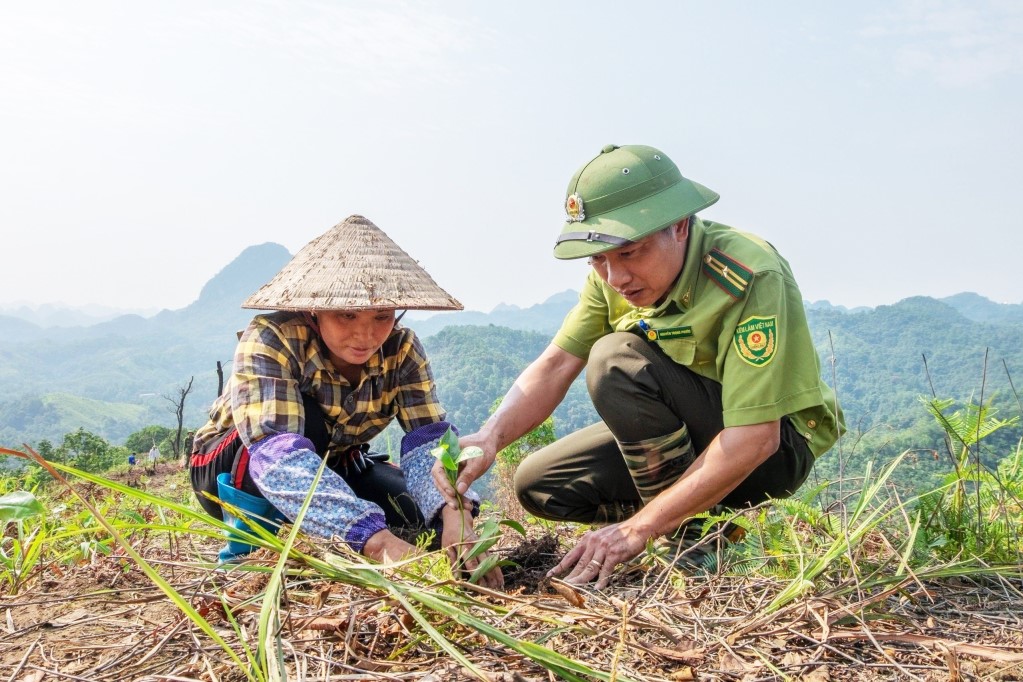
[588,559,602,569]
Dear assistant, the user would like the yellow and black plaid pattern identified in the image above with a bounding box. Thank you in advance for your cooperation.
[193,312,445,457]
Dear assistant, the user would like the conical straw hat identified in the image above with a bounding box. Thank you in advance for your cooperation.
[242,215,463,312]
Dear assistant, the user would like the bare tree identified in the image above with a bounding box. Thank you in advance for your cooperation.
[164,376,195,458]
[216,360,225,397]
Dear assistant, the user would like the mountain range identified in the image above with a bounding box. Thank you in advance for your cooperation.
[1,242,1021,459]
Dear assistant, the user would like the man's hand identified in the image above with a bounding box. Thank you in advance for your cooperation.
[440,505,504,589]
[546,521,651,590]
[544,421,784,589]
[431,344,584,509]
[431,433,496,509]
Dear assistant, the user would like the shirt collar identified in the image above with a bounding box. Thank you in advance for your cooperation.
[633,216,707,316]
[673,217,708,312]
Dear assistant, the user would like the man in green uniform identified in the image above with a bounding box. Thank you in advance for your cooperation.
[434,144,843,588]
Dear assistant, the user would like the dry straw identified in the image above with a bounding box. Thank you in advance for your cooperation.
[242,214,463,312]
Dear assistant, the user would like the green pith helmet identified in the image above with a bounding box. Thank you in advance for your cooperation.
[554,144,720,260]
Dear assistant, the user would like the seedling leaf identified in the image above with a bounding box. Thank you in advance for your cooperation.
[459,445,484,462]
[0,491,45,523]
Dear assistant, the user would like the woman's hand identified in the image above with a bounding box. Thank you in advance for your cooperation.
[362,529,419,564]
[440,506,504,589]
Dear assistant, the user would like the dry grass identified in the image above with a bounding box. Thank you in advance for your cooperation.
[2,465,1023,681]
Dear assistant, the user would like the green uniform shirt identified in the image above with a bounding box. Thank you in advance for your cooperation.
[553,218,843,457]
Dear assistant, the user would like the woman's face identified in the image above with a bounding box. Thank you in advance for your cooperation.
[315,310,395,372]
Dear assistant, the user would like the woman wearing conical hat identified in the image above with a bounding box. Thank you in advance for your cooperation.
[189,215,502,587]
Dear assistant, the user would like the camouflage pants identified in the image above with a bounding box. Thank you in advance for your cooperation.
[514,332,813,524]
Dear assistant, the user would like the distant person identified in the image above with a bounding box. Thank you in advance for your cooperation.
[434,144,844,587]
[128,452,137,467]
[148,444,160,472]
[188,215,502,587]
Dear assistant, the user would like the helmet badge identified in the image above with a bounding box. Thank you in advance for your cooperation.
[565,192,586,222]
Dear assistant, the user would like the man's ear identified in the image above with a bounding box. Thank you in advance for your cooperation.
[675,216,690,240]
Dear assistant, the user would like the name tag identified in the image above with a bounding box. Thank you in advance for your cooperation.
[638,320,693,341]
[656,326,694,339]
[654,327,695,339]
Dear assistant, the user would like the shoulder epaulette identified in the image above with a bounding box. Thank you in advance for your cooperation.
[702,248,753,299]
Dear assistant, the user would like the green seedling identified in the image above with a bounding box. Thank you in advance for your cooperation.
[430,427,484,489]
[465,517,525,584]
[0,490,47,594]
[431,428,523,584]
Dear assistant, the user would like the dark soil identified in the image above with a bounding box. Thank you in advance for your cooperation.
[500,532,561,592]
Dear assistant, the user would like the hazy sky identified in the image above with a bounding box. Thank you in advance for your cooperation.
[2,1,1021,315]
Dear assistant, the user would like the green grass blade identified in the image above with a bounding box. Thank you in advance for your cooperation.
[255,454,334,679]
[9,447,263,682]
[406,587,634,682]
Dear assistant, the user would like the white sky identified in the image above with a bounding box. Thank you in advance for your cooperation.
[2,1,1021,314]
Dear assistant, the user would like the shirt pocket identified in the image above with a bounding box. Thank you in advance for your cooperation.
[656,338,696,366]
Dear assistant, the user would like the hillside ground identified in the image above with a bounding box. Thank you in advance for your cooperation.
[1,465,1022,681]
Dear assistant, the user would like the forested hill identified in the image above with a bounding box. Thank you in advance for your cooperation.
[425,325,595,439]
[940,292,1023,326]
[803,296,1020,482]
[0,238,1020,487]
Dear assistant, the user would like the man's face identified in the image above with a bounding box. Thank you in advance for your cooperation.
[587,220,689,307]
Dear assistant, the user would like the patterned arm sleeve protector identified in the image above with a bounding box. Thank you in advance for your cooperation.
[248,433,387,553]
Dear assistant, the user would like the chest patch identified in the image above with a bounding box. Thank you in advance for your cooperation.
[703,249,752,299]
[733,316,778,367]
